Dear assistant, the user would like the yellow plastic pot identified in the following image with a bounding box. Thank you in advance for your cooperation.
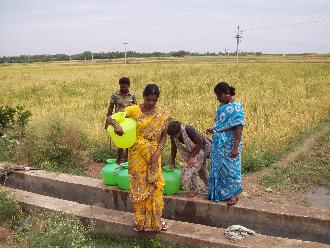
[107,112,136,148]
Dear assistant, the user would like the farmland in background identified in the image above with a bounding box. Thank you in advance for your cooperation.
[1,55,329,172]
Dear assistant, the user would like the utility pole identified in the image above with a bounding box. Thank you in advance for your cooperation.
[91,52,94,66]
[235,25,243,64]
[123,42,128,64]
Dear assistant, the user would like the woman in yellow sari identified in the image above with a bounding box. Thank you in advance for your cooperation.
[105,84,169,232]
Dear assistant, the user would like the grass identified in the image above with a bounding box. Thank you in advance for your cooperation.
[89,233,185,248]
[0,136,16,162]
[90,141,116,163]
[12,113,88,175]
[12,213,91,248]
[262,129,330,191]
[0,189,184,248]
[0,56,330,172]
[0,191,22,224]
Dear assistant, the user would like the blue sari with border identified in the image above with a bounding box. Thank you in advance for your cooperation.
[208,101,245,202]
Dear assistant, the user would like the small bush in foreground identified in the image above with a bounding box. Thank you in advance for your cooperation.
[14,213,91,248]
[14,113,87,175]
[0,191,22,224]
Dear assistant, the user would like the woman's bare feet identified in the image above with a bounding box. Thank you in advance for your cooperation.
[227,195,238,206]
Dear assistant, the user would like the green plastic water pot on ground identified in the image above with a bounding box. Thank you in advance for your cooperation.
[116,162,130,190]
[101,159,119,186]
[163,166,180,195]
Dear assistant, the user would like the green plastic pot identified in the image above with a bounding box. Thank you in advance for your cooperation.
[173,167,182,178]
[116,162,130,190]
[101,159,119,186]
[163,166,180,195]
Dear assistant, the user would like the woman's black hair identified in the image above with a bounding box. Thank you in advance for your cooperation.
[214,82,235,96]
[119,77,130,85]
[143,83,160,98]
[167,121,182,136]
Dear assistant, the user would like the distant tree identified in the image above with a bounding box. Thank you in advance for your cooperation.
[171,50,188,57]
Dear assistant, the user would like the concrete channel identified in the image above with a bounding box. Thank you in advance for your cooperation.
[1,170,330,245]
[1,186,327,248]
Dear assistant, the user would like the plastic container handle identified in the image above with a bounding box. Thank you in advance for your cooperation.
[106,159,116,164]
[164,166,173,172]
[112,112,126,123]
[113,167,121,176]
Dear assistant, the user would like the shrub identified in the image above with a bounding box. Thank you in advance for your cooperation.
[14,113,87,175]
[0,105,32,162]
[90,142,115,163]
[0,136,17,162]
[14,213,91,248]
[0,191,22,224]
[0,105,32,138]
[0,106,16,136]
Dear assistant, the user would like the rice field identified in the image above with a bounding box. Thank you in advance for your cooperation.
[0,56,329,171]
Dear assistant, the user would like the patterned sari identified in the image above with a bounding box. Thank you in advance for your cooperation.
[125,104,169,231]
[174,125,211,193]
[208,101,245,202]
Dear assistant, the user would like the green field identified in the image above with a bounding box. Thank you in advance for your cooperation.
[1,56,329,172]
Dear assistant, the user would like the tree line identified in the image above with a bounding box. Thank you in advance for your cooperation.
[0,50,264,64]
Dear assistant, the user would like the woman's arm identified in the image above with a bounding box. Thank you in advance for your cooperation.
[170,137,177,167]
[150,125,168,166]
[104,116,124,136]
[230,125,243,158]
[206,128,214,135]
[187,133,203,167]
[105,105,135,134]
[159,128,167,149]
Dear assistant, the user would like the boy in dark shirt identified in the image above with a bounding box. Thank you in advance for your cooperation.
[167,121,211,198]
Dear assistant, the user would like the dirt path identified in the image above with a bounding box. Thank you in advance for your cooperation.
[242,121,330,207]
[264,123,330,171]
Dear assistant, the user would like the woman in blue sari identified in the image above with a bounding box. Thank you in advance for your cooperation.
[207,82,244,206]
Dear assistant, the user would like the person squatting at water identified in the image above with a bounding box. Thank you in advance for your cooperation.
[167,121,212,198]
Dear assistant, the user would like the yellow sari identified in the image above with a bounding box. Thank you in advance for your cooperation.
[125,104,169,231]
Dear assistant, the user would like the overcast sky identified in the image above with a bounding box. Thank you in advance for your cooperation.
[0,0,329,56]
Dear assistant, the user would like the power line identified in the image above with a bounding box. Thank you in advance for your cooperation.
[243,16,330,32]
[246,36,330,49]
[109,16,330,53]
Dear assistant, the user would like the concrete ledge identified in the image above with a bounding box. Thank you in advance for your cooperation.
[3,170,330,244]
[2,186,327,248]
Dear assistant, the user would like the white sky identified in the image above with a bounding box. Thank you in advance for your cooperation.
[0,0,329,56]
